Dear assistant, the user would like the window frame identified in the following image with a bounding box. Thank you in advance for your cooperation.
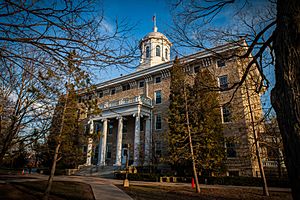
[111,88,116,95]
[165,48,168,60]
[155,76,161,84]
[217,59,226,68]
[139,80,145,88]
[219,75,228,90]
[145,46,150,58]
[156,45,161,57]
[155,114,162,130]
[222,105,231,123]
[226,141,237,158]
[155,90,162,104]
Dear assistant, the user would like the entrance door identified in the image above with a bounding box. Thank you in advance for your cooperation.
[121,148,129,167]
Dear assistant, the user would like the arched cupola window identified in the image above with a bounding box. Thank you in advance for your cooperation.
[165,48,168,60]
[146,46,150,58]
[156,45,161,57]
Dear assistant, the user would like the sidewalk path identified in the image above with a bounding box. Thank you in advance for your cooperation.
[0,174,132,200]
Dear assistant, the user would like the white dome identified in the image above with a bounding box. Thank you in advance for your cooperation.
[137,26,172,71]
[140,31,171,46]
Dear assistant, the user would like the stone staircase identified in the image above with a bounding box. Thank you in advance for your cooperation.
[75,165,115,178]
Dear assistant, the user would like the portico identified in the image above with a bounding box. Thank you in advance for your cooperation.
[85,96,152,168]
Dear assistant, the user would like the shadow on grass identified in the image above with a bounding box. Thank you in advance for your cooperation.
[116,184,292,200]
[1,181,95,200]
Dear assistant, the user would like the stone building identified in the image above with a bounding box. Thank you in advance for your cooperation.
[78,24,265,177]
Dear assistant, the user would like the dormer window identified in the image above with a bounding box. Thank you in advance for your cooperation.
[156,45,160,56]
[146,46,150,58]
[165,48,168,60]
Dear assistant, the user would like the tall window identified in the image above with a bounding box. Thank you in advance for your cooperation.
[139,80,145,88]
[106,144,111,159]
[146,46,150,58]
[122,83,130,91]
[156,45,160,56]
[165,48,168,60]
[219,75,228,89]
[155,114,162,130]
[217,60,226,68]
[222,105,231,123]
[155,76,161,83]
[155,142,162,157]
[98,91,103,98]
[111,88,116,95]
[155,90,162,104]
[226,142,237,157]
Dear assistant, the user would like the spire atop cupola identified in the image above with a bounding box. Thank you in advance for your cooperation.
[153,15,157,32]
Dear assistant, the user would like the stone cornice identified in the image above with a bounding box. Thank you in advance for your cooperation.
[80,42,241,94]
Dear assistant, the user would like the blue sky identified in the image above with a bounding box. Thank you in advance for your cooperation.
[103,0,172,40]
[96,0,274,113]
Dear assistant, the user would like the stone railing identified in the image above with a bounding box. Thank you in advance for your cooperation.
[99,96,152,109]
[263,160,278,168]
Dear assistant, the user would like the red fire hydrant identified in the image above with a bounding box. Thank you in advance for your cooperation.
[191,177,195,189]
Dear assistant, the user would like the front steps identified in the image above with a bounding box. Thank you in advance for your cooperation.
[75,165,115,178]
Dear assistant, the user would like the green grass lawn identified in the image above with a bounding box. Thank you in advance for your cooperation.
[0,181,95,200]
[117,184,292,200]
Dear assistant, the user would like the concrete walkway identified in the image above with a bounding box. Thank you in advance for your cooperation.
[0,174,132,200]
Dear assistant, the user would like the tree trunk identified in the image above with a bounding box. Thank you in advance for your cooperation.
[43,87,69,200]
[271,0,300,199]
[245,84,269,196]
[184,85,201,193]
[43,141,61,200]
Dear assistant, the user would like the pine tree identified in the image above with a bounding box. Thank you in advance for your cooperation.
[189,69,226,175]
[168,59,226,193]
[168,57,200,192]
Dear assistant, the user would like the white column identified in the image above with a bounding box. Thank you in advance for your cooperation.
[144,117,151,165]
[133,108,141,166]
[98,119,108,166]
[114,117,123,166]
[86,120,94,166]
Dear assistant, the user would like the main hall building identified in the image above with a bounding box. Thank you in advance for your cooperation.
[78,24,265,177]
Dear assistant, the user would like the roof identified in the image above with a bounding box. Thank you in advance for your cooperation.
[139,31,172,47]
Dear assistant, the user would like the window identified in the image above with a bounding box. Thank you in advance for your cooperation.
[165,48,168,60]
[219,75,228,89]
[122,83,130,91]
[146,46,150,58]
[111,88,116,95]
[226,142,237,158]
[222,105,231,123]
[155,90,162,104]
[106,144,111,159]
[155,114,162,130]
[156,45,161,56]
[155,76,161,83]
[98,91,103,98]
[194,65,200,73]
[139,80,145,88]
[217,60,226,68]
[109,121,113,135]
[155,142,162,157]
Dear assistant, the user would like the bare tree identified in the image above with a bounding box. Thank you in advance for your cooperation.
[0,0,137,164]
[169,0,300,199]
